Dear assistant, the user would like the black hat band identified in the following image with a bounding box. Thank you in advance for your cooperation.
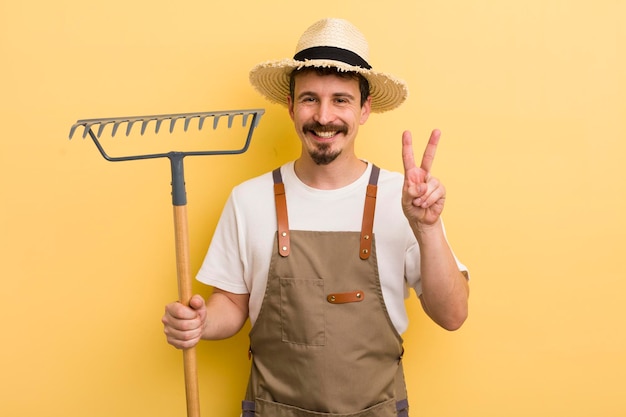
[293,46,372,70]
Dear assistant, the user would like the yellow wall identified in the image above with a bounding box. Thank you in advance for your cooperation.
[2,1,625,416]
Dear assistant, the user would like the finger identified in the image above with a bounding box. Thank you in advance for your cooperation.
[401,130,416,174]
[420,129,441,173]
[162,312,202,334]
[165,328,201,349]
[416,178,445,208]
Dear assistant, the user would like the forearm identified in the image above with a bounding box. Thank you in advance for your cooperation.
[202,289,249,340]
[412,219,469,330]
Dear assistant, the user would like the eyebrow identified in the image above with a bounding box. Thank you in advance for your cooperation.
[297,91,357,101]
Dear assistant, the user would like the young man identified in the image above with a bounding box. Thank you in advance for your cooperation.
[163,18,469,416]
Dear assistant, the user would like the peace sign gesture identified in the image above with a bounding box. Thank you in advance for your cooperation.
[401,129,446,228]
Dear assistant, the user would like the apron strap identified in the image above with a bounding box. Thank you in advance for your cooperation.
[272,168,291,257]
[360,165,380,259]
[272,164,380,259]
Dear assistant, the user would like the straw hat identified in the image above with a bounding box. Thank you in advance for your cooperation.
[249,18,408,113]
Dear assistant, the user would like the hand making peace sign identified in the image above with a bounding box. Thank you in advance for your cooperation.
[402,129,446,228]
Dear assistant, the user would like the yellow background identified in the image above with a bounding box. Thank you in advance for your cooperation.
[1,1,625,416]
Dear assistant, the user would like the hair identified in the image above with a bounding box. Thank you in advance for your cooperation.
[289,67,371,107]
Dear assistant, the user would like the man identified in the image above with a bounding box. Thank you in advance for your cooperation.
[163,18,469,416]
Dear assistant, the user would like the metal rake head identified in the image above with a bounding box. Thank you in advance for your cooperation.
[69,108,265,206]
[68,109,265,161]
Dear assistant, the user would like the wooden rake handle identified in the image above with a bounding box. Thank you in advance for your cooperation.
[170,154,200,417]
[173,204,201,417]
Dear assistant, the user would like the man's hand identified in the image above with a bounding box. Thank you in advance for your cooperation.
[162,294,207,350]
[401,129,446,228]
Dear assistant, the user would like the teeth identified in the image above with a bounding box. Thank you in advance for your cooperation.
[314,131,337,138]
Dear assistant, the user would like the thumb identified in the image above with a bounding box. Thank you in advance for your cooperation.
[188,294,206,311]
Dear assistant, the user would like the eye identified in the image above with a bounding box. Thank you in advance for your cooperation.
[334,96,353,105]
[299,96,317,104]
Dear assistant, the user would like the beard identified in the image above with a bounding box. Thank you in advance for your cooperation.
[303,122,347,165]
[309,143,342,165]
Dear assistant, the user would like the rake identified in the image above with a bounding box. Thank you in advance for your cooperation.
[69,109,265,417]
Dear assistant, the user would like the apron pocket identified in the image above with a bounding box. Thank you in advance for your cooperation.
[254,397,398,417]
[280,278,325,346]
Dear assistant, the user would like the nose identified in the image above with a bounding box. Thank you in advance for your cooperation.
[313,100,334,125]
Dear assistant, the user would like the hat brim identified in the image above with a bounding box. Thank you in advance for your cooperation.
[249,59,409,113]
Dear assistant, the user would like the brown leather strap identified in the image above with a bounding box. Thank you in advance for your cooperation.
[273,165,380,259]
[327,290,365,304]
[273,168,290,257]
[360,165,380,260]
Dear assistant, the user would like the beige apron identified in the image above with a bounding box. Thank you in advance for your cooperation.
[242,166,409,417]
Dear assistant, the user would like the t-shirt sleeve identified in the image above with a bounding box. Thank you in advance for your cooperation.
[196,192,250,294]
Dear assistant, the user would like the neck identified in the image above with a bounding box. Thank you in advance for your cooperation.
[294,154,367,190]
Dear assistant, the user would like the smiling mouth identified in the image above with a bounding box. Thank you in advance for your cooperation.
[313,130,339,139]
[304,123,348,139]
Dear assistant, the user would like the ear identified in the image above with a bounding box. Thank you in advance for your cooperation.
[359,95,372,125]
[287,95,295,120]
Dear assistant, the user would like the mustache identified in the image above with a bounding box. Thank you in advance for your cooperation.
[302,122,348,135]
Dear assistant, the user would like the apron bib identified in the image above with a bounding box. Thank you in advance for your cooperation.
[242,166,409,417]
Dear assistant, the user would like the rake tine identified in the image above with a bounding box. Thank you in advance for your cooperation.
[183,115,197,132]
[68,124,80,139]
[111,122,123,137]
[126,119,138,136]
[95,120,111,138]
[198,115,208,131]
[82,122,97,138]
[97,123,106,138]
[155,118,164,134]
[141,117,155,135]
[170,116,184,133]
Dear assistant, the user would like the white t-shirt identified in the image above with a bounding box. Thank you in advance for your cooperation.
[197,161,467,334]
